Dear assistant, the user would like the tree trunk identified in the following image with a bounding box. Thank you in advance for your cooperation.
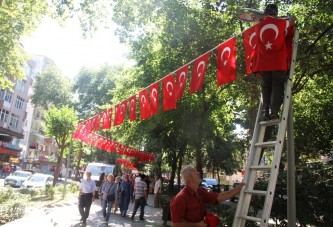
[195,87,206,179]
[53,146,64,187]
[177,142,186,186]
[168,148,178,192]
[74,143,83,180]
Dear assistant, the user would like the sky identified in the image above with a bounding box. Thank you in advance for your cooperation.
[22,17,130,80]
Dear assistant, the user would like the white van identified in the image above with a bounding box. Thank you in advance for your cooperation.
[85,162,116,181]
[84,162,116,197]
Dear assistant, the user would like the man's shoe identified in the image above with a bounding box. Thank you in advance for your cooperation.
[139,217,145,221]
[131,215,134,221]
[269,113,279,120]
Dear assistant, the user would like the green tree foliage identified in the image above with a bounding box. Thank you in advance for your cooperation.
[44,106,78,186]
[0,0,47,89]
[31,66,73,109]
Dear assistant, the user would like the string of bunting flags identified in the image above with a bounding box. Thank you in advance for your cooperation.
[73,124,155,162]
[116,158,137,170]
[73,21,294,165]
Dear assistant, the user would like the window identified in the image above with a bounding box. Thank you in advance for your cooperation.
[15,80,26,93]
[0,89,13,102]
[15,96,25,110]
[10,114,19,128]
[0,109,9,122]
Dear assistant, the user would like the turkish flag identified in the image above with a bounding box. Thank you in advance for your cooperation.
[175,65,189,100]
[102,108,112,129]
[162,74,176,111]
[189,52,210,94]
[254,17,290,71]
[139,89,151,120]
[92,114,101,131]
[243,25,258,75]
[128,95,136,121]
[149,82,159,115]
[114,100,127,126]
[217,37,237,86]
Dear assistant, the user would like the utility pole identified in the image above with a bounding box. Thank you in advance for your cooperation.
[63,133,73,199]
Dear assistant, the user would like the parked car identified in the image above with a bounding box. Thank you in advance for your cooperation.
[4,171,32,187]
[202,178,218,191]
[21,173,54,189]
[22,169,41,174]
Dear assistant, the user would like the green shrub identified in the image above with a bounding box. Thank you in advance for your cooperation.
[0,188,29,225]
[69,182,79,193]
[44,185,55,200]
[56,184,64,193]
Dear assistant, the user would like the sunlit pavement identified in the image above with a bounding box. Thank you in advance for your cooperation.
[2,194,171,227]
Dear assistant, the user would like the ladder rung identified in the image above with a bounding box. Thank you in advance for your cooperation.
[259,118,280,126]
[255,141,276,147]
[244,190,267,196]
[241,215,261,222]
[250,165,272,170]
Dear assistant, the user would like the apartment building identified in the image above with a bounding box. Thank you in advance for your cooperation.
[0,67,32,164]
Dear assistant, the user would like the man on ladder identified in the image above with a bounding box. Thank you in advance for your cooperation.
[233,3,298,227]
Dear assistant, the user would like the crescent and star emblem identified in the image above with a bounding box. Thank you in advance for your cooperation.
[151,88,157,101]
[197,61,205,78]
[249,32,256,49]
[260,23,279,50]
[221,46,231,66]
[141,95,146,107]
[166,82,173,96]
[179,71,186,87]
[130,99,135,110]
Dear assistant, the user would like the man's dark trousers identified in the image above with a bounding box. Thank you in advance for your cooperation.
[261,71,288,116]
[132,197,146,219]
[79,193,93,223]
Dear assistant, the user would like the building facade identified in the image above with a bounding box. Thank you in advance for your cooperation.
[0,67,32,164]
[20,55,58,172]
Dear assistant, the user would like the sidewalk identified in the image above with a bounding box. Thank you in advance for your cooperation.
[2,194,171,227]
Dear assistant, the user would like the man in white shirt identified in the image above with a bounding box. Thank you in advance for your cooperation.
[78,171,96,225]
[154,175,162,208]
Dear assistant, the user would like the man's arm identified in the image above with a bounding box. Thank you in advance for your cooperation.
[217,182,245,202]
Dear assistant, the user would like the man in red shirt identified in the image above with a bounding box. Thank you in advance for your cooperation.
[254,4,296,120]
[170,165,244,227]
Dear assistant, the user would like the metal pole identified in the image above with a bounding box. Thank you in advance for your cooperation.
[62,135,73,199]
[287,100,296,226]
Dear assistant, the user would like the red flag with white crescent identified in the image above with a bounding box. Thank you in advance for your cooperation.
[217,37,237,86]
[102,108,112,129]
[243,25,258,75]
[189,52,210,94]
[128,95,136,121]
[92,114,101,131]
[149,82,159,115]
[254,17,290,71]
[114,100,127,126]
[176,65,189,100]
[162,74,176,111]
[139,89,151,120]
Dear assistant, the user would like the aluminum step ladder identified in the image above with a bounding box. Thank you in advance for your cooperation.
[233,29,299,227]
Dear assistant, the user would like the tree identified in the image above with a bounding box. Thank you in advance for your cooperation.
[31,65,73,109]
[44,106,78,186]
[0,0,47,89]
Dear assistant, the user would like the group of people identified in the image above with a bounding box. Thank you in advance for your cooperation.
[0,164,16,177]
[78,171,162,225]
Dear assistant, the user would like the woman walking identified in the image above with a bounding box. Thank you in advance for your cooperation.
[118,174,133,217]
[101,174,116,222]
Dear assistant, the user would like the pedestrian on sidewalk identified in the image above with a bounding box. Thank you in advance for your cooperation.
[78,171,96,225]
[113,176,121,213]
[101,174,116,222]
[154,174,161,208]
[118,174,133,217]
[170,165,244,227]
[131,174,148,221]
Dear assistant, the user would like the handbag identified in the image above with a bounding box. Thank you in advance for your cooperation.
[106,183,115,202]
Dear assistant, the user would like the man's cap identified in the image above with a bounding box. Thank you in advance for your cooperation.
[264,4,278,16]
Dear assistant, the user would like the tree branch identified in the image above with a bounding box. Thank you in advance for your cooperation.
[305,23,333,54]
